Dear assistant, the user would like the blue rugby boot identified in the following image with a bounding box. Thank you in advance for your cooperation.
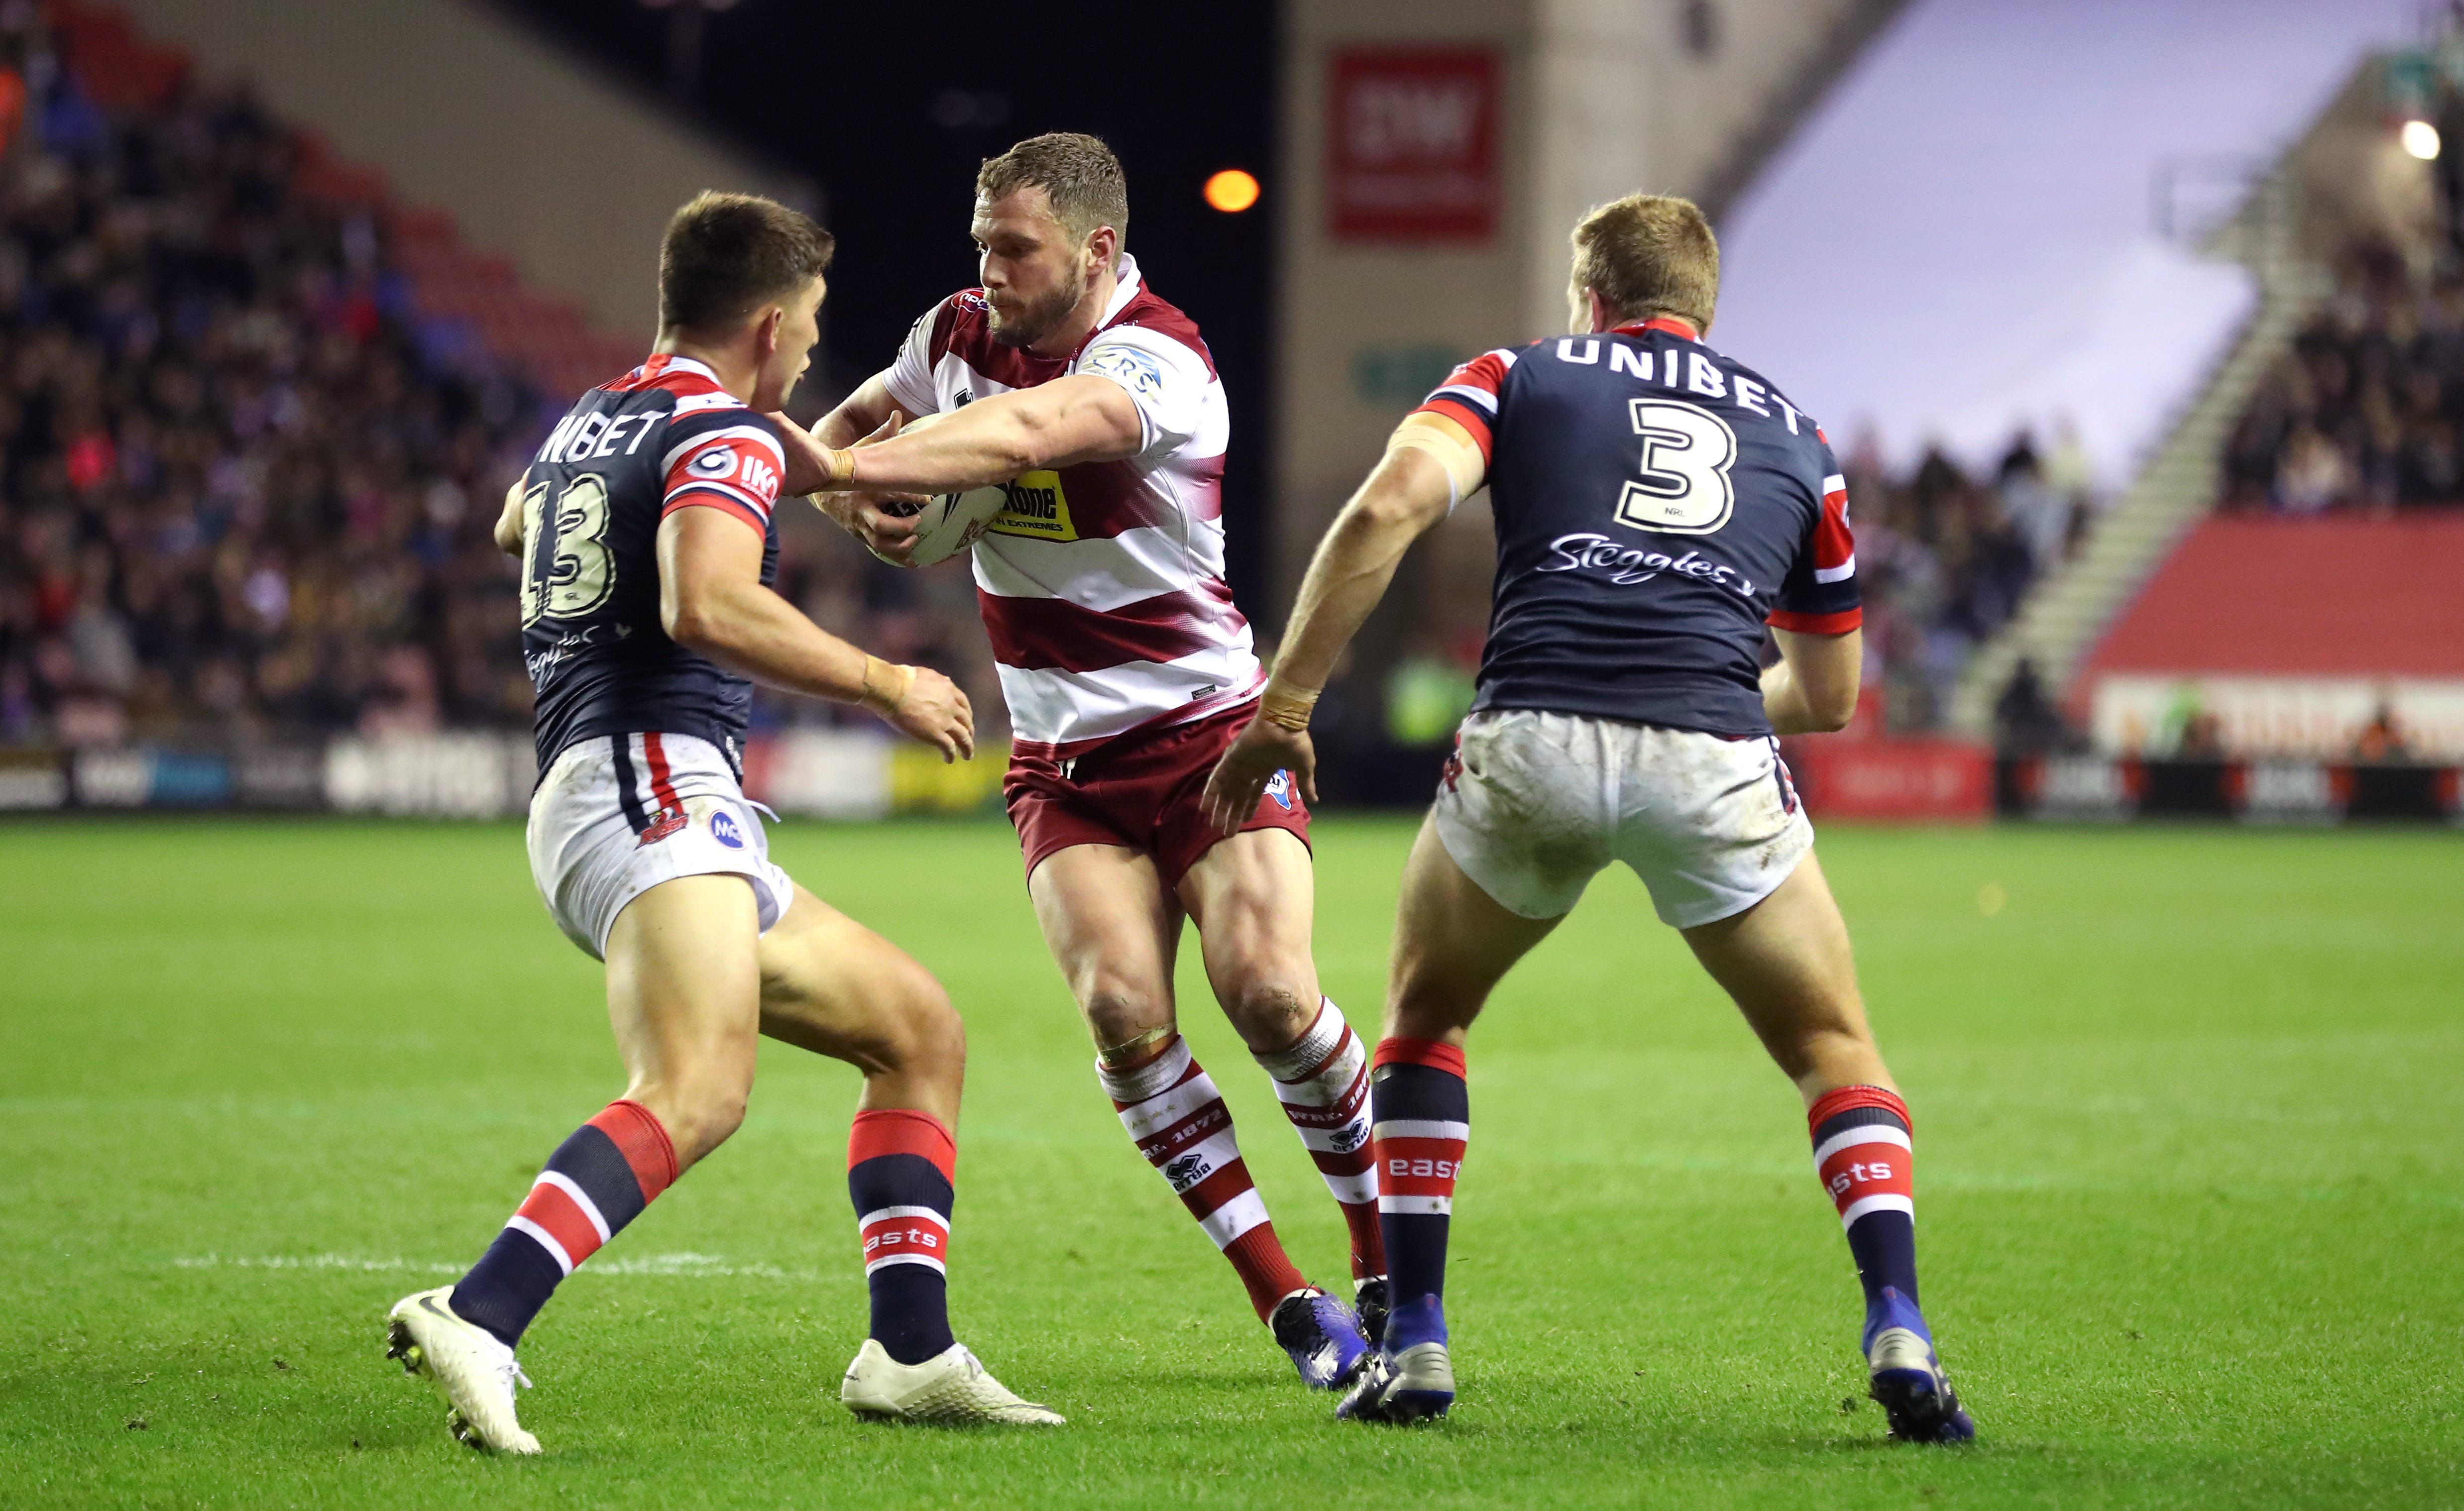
[1270,1288,1371,1390]
[1353,1276,1389,1351]
[1337,1294,1454,1423]
[1863,1287,1975,1443]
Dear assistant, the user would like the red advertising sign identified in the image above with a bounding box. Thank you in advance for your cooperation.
[1787,738,1994,823]
[1326,47,1501,243]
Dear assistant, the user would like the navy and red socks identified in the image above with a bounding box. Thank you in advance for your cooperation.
[1808,1084,1920,1318]
[1369,1037,1468,1351]
[847,1108,959,1365]
[450,1098,679,1347]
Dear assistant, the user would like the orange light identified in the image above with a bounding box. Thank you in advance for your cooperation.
[1204,169,1261,214]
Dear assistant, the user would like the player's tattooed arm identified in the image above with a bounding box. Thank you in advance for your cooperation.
[1200,427,1462,834]
[1762,627,1864,735]
[657,506,976,762]
[799,375,1143,495]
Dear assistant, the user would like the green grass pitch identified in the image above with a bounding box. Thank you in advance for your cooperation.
[2,815,2460,1508]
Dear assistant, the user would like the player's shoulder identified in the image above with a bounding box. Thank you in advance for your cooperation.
[1688,341,1831,457]
[923,289,995,364]
[661,402,784,465]
[1094,283,1217,379]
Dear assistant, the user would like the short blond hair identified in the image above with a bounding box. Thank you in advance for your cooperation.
[1570,193,1718,330]
[978,132,1129,251]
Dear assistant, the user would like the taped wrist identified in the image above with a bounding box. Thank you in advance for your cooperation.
[1259,677,1320,732]
[859,655,914,713]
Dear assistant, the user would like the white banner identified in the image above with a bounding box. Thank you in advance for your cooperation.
[325,734,537,818]
[2092,677,2464,760]
[747,730,891,820]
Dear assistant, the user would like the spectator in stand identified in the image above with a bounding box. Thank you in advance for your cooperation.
[2224,235,2464,514]
[0,1,549,751]
[0,2,1007,761]
[1991,656,2072,755]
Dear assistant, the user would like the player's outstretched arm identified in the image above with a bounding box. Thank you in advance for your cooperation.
[1199,416,1477,835]
[657,506,976,762]
[794,375,1143,496]
[792,373,927,562]
[1762,627,1863,735]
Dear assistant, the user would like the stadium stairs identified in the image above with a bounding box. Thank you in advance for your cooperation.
[1948,165,2333,738]
[48,0,638,401]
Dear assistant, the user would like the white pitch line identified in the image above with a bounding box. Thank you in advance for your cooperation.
[170,1252,845,1282]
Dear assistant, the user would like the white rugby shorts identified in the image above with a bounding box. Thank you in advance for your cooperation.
[1431,709,1813,928]
[526,731,795,960]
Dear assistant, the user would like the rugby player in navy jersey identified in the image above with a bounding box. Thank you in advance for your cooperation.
[382,193,1059,1453]
[1204,194,1976,1441]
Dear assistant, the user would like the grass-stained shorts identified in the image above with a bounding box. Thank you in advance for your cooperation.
[526,731,794,960]
[1005,703,1312,888]
[1431,709,1812,928]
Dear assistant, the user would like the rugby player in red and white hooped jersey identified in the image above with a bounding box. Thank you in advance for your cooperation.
[791,133,1381,1390]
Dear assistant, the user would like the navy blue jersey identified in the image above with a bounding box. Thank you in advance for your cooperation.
[519,354,788,776]
[1417,318,1859,738]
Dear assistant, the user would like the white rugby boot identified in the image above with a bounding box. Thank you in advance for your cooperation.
[385,1288,542,1454]
[839,1339,1065,1425]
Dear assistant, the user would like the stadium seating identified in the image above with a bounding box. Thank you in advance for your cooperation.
[0,1,1005,814]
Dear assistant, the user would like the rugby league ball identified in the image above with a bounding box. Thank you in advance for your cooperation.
[866,410,1007,567]
[875,484,1007,567]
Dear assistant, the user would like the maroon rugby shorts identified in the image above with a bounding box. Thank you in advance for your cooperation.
[1004,703,1311,886]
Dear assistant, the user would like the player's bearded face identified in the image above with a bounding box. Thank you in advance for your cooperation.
[975,191,1091,350]
[986,276,1079,349]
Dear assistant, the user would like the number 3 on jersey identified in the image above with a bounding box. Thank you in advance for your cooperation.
[521,474,616,627]
[1614,398,1737,536]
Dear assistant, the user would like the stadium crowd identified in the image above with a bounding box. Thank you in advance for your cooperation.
[0,7,1002,756]
[0,12,538,749]
[0,0,2075,770]
[2224,240,2464,513]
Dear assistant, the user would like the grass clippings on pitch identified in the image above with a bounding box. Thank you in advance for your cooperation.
[1,815,2459,1508]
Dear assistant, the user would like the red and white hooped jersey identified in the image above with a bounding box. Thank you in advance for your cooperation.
[880,254,1256,760]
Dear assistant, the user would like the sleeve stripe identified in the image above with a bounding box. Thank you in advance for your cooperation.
[659,424,786,480]
[1430,383,1498,415]
[1490,347,1519,368]
[1415,397,1494,460]
[661,487,768,533]
[1813,556,1857,584]
[1822,473,1846,496]
[667,476,769,515]
[1768,607,1863,634]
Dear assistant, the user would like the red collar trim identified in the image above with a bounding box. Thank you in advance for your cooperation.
[1614,317,1699,340]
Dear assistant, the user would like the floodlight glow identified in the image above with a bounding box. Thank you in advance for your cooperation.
[2403,119,2441,161]
[1204,169,1261,213]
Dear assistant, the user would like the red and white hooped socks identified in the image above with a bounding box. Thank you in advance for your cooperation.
[1098,1035,1310,1321]
[450,1098,679,1346]
[1251,999,1386,1287]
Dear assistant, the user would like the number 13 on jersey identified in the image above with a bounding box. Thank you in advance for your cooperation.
[520,474,616,627]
